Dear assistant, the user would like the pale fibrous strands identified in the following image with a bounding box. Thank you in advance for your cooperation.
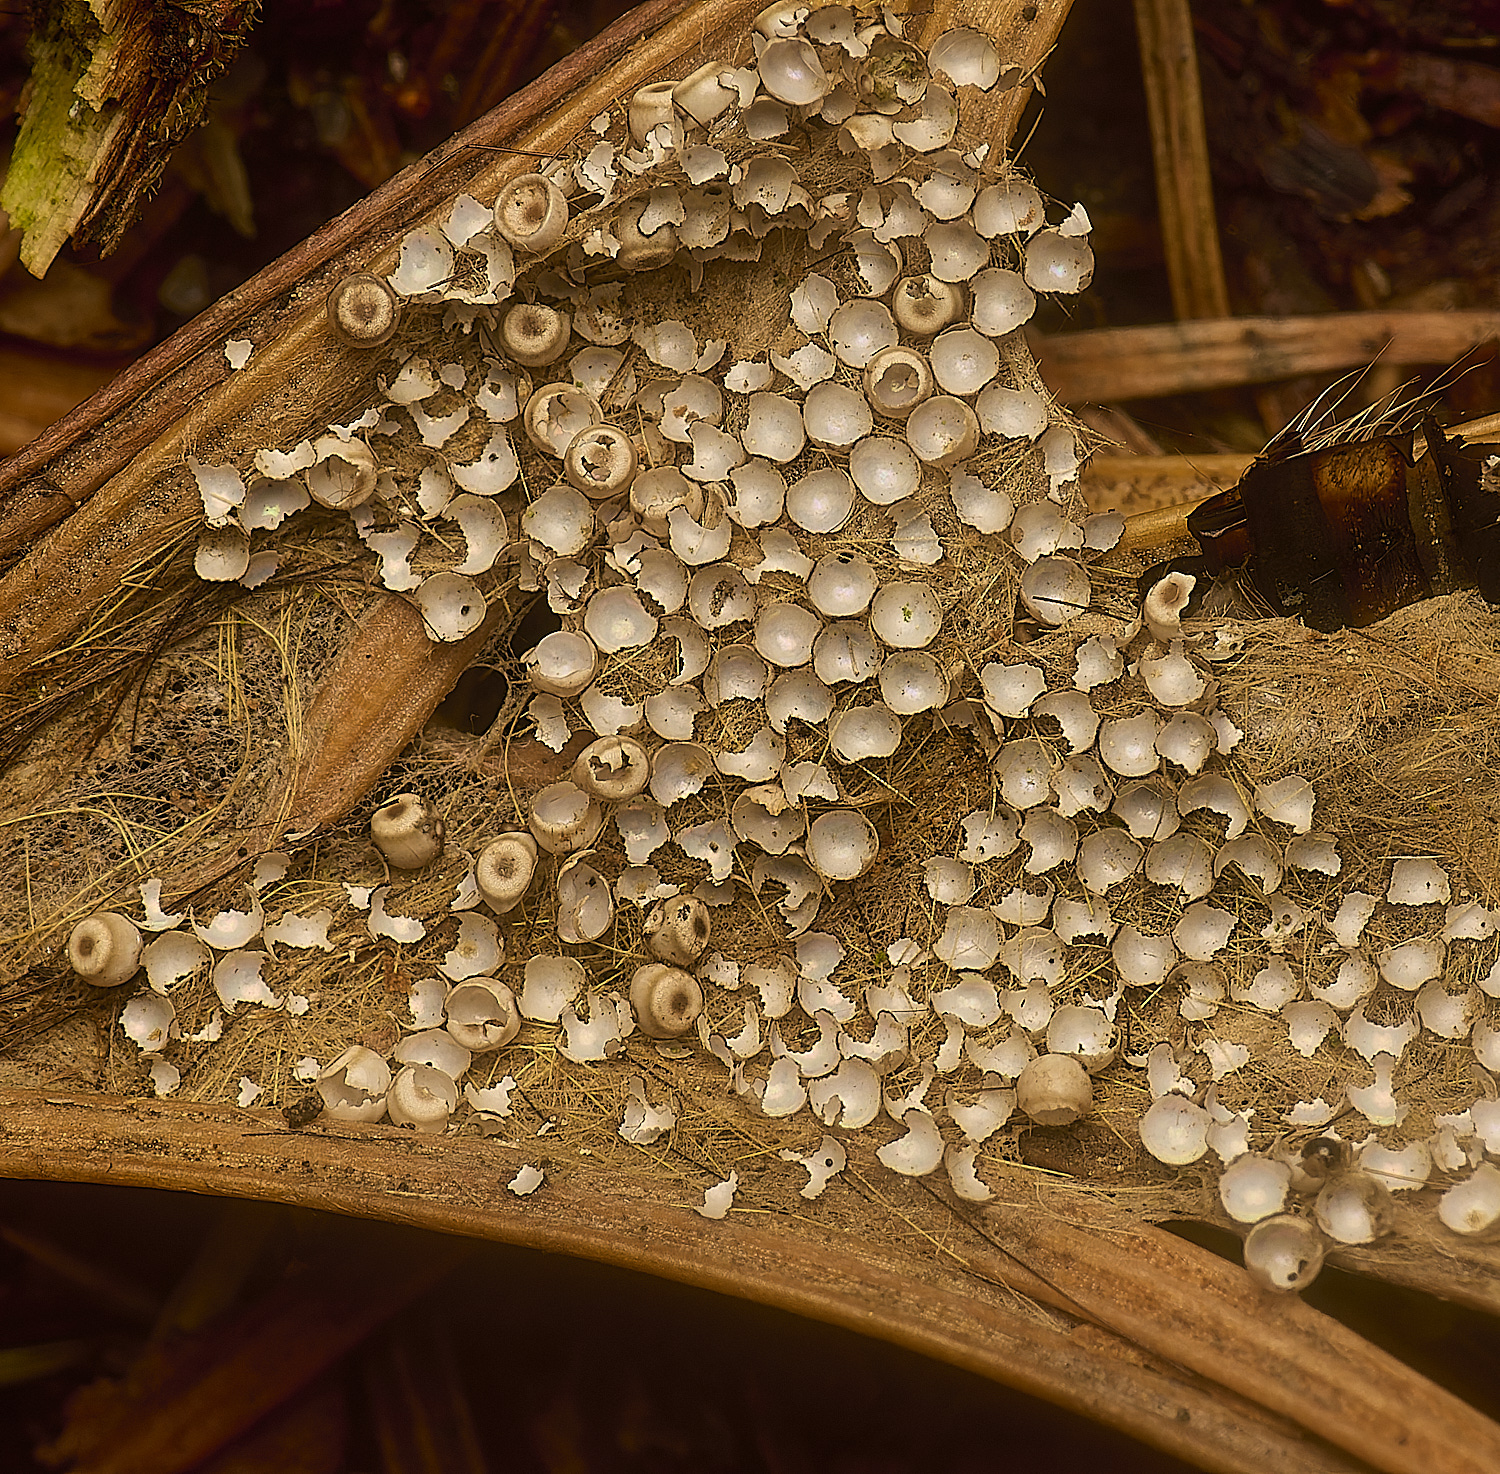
[54,4,1497,1286]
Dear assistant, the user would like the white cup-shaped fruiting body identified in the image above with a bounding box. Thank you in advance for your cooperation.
[493,172,569,252]
[1020,557,1090,626]
[803,382,873,451]
[327,272,401,347]
[307,435,378,509]
[928,327,1000,397]
[1142,569,1196,643]
[1024,229,1095,294]
[891,274,966,336]
[1139,1094,1210,1163]
[573,736,651,801]
[806,809,879,881]
[1314,1171,1395,1245]
[615,198,678,272]
[829,299,897,368]
[527,630,598,697]
[628,80,677,144]
[674,59,738,126]
[829,705,901,762]
[870,582,942,648]
[68,911,143,987]
[501,302,572,366]
[1438,1163,1500,1237]
[755,603,823,667]
[785,469,854,534]
[556,857,614,943]
[1218,1152,1292,1224]
[1015,1053,1092,1126]
[645,895,711,965]
[528,781,604,856]
[445,977,523,1051]
[1242,1214,1326,1293]
[371,792,445,869]
[759,37,830,104]
[742,392,806,462]
[1044,1005,1118,1073]
[849,436,920,504]
[629,962,705,1038]
[317,1045,392,1124]
[585,586,656,652]
[631,466,704,535]
[809,553,878,618]
[905,395,979,466]
[476,831,539,912]
[524,384,601,457]
[564,425,637,499]
[879,651,947,713]
[387,1063,459,1133]
[863,346,933,420]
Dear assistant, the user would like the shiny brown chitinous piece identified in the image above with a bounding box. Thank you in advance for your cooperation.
[1151,419,1500,631]
[327,273,402,347]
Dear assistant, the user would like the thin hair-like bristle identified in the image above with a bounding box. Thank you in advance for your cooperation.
[1265,352,1488,460]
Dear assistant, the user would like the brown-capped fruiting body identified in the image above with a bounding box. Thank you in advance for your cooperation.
[493,173,569,253]
[629,963,704,1038]
[863,346,933,420]
[328,273,402,347]
[371,792,445,869]
[644,895,711,966]
[572,736,651,801]
[1015,1053,1093,1126]
[628,80,678,145]
[67,911,143,986]
[475,832,539,912]
[891,275,965,336]
[500,303,571,366]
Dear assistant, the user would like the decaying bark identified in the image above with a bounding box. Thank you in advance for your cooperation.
[2,0,260,277]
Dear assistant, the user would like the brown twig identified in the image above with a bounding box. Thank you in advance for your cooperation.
[43,1219,459,1474]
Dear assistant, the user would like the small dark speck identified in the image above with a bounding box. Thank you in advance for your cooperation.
[1021,3,1037,19]
[1175,1408,1191,1423]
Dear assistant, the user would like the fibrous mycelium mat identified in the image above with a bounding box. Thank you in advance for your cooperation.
[2,3,1499,1280]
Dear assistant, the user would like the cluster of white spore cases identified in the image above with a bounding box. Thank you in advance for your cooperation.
[78,3,1500,1272]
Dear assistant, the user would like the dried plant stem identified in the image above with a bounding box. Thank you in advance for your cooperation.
[976,1202,1500,1474]
[1033,310,1500,403]
[1083,452,1254,518]
[0,1086,1454,1474]
[44,1215,459,1474]
[1131,0,1229,320]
